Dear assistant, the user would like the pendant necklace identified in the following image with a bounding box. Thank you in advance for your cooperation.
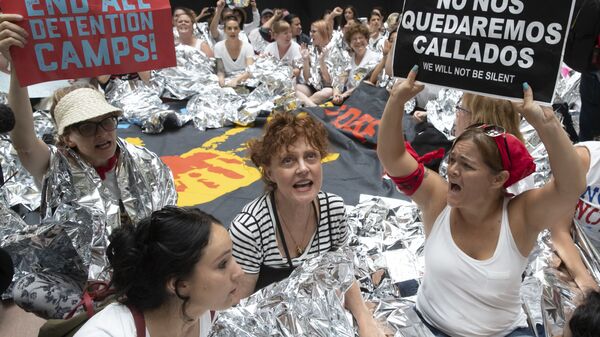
[277,203,313,256]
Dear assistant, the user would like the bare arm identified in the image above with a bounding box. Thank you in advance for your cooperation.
[210,0,225,41]
[1,14,50,182]
[319,51,332,86]
[137,71,151,84]
[514,86,587,237]
[344,281,384,337]
[201,41,214,58]
[369,39,392,84]
[551,214,599,292]
[376,67,448,234]
[324,7,343,30]
[215,58,226,86]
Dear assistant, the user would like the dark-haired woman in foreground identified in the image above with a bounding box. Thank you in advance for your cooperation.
[377,67,586,336]
[74,207,243,337]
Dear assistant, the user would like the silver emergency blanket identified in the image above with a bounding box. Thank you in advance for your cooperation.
[187,56,297,130]
[425,88,462,139]
[345,53,382,91]
[2,138,177,283]
[0,111,54,211]
[210,198,433,337]
[195,22,214,48]
[307,33,350,91]
[210,249,356,337]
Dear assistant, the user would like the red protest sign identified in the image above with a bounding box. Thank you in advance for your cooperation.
[1,0,176,86]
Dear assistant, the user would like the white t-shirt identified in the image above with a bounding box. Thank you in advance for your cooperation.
[213,40,255,76]
[575,141,600,248]
[263,41,302,66]
[73,303,212,337]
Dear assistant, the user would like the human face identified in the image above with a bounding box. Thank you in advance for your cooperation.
[224,20,240,39]
[369,15,381,30]
[176,14,193,35]
[172,9,185,26]
[266,137,323,206]
[350,32,367,54]
[275,28,292,46]
[344,8,354,21]
[310,25,325,47]
[182,224,243,313]
[291,18,302,37]
[64,113,118,167]
[446,140,500,207]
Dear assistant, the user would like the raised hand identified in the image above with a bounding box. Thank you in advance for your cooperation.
[517,83,555,127]
[390,65,424,103]
[0,14,28,62]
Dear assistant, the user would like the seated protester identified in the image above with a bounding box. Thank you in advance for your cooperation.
[340,5,358,31]
[74,206,243,337]
[383,12,400,36]
[214,16,255,88]
[1,13,177,319]
[229,112,385,337]
[262,20,302,77]
[248,8,274,53]
[551,141,600,293]
[332,23,381,105]
[377,67,586,337]
[210,0,258,43]
[564,290,600,337]
[171,6,188,44]
[175,8,214,58]
[295,20,337,107]
[367,11,385,53]
[367,30,395,87]
[284,13,311,46]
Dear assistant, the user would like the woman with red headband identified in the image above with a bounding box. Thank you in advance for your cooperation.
[377,66,586,337]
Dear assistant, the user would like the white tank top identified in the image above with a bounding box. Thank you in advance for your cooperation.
[416,199,529,337]
[574,141,600,248]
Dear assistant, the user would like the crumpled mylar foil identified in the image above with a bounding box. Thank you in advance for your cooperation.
[210,249,357,337]
[0,217,86,300]
[553,69,581,110]
[307,33,350,91]
[0,110,54,211]
[425,88,462,139]
[1,138,177,286]
[105,78,188,134]
[348,198,433,336]
[195,22,214,48]
[187,56,298,130]
[520,224,600,337]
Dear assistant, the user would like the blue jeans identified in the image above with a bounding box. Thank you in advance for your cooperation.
[414,307,535,337]
[579,71,600,141]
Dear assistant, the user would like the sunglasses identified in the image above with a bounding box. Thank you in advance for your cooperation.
[74,116,118,137]
[467,123,512,170]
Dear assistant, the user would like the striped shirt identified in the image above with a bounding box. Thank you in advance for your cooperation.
[230,191,350,274]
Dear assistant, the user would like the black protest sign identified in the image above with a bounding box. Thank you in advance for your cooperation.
[393,0,575,103]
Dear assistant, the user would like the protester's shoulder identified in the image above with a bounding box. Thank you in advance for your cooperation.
[74,303,134,337]
[118,138,160,161]
[319,191,345,206]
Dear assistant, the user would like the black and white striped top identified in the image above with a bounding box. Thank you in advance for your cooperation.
[229,191,350,274]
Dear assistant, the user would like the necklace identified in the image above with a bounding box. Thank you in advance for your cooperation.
[277,203,313,256]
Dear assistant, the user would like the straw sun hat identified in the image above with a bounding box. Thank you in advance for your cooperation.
[54,88,123,135]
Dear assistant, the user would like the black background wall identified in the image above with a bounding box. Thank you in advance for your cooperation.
[170,1,404,31]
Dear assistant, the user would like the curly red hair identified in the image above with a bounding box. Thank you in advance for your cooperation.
[247,112,329,190]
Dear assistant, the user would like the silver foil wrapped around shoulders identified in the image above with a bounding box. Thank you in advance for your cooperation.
[11,138,177,282]
[306,34,350,91]
[210,249,356,337]
[0,111,54,211]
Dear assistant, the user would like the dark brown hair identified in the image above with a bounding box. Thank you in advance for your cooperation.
[451,127,503,173]
[344,22,370,46]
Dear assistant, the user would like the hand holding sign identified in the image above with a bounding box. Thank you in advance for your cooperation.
[0,14,28,62]
[390,66,425,104]
[517,83,556,128]
[2,0,176,86]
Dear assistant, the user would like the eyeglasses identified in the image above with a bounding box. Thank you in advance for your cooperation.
[468,123,511,170]
[74,116,118,137]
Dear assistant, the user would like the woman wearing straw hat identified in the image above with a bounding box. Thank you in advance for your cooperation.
[0,13,177,319]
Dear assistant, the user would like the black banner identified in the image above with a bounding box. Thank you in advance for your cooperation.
[393,0,575,103]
